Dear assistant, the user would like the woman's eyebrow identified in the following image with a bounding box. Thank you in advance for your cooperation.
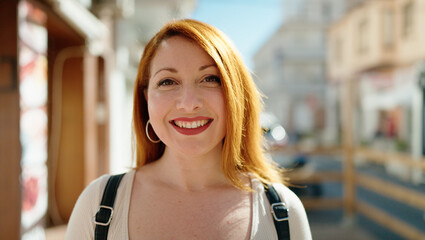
[153,67,177,77]
[199,64,217,71]
[153,64,216,77]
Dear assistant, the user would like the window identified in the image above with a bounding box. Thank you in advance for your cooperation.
[333,37,343,64]
[382,8,394,47]
[402,1,414,37]
[358,18,369,54]
[322,2,332,22]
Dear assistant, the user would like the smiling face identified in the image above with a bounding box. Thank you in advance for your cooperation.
[146,36,227,158]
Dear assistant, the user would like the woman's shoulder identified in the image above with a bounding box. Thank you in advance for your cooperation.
[65,170,135,240]
[81,174,110,197]
[270,183,303,208]
[251,178,303,208]
[68,173,120,219]
[79,170,135,203]
[65,174,110,239]
[250,178,312,239]
[271,182,312,239]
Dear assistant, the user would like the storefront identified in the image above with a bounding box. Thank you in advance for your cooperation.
[357,64,423,183]
[0,0,113,238]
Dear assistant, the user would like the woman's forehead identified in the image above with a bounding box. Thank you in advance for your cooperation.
[150,36,217,73]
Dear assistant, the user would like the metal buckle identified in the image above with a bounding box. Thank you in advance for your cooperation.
[94,205,114,226]
[270,203,289,222]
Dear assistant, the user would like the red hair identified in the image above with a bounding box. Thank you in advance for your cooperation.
[133,19,283,190]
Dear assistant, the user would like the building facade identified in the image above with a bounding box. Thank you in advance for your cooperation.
[327,0,425,183]
[0,0,120,238]
[253,0,347,146]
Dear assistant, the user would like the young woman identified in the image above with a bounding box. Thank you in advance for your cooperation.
[66,19,311,240]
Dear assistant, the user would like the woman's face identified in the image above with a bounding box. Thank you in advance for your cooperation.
[146,36,227,158]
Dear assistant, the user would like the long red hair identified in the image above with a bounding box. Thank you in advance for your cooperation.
[133,19,283,190]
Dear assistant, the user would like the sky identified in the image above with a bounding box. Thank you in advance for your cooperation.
[190,0,285,69]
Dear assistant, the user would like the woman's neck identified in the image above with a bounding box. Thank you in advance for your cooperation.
[151,147,230,192]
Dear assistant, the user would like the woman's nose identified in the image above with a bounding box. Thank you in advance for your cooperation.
[176,86,203,112]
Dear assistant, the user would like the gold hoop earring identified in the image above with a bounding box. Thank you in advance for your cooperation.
[145,120,160,143]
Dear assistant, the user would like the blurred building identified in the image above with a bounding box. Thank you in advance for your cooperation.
[327,0,425,183]
[1,0,116,238]
[253,0,348,146]
[0,0,196,239]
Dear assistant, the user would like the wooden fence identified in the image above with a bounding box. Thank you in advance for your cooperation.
[279,79,425,239]
[281,145,425,239]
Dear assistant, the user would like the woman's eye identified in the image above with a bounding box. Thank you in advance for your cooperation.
[157,79,175,87]
[203,75,221,85]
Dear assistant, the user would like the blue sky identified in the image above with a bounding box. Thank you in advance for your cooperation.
[190,0,284,69]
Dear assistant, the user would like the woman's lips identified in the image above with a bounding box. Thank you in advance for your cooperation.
[170,117,213,135]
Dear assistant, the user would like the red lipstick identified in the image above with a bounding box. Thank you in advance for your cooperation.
[170,117,213,136]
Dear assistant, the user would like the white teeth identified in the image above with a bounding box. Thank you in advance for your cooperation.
[174,120,209,129]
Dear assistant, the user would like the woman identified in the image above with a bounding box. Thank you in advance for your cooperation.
[66,19,311,239]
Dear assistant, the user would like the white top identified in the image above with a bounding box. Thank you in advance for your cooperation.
[66,170,311,240]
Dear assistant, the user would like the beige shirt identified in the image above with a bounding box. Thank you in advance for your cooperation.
[66,170,311,240]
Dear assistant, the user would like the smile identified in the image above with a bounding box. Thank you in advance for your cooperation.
[170,117,213,135]
[173,119,210,129]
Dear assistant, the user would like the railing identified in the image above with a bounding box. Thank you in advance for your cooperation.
[355,148,425,239]
[279,145,425,239]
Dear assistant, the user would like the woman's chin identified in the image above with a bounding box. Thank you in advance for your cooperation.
[168,141,223,158]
